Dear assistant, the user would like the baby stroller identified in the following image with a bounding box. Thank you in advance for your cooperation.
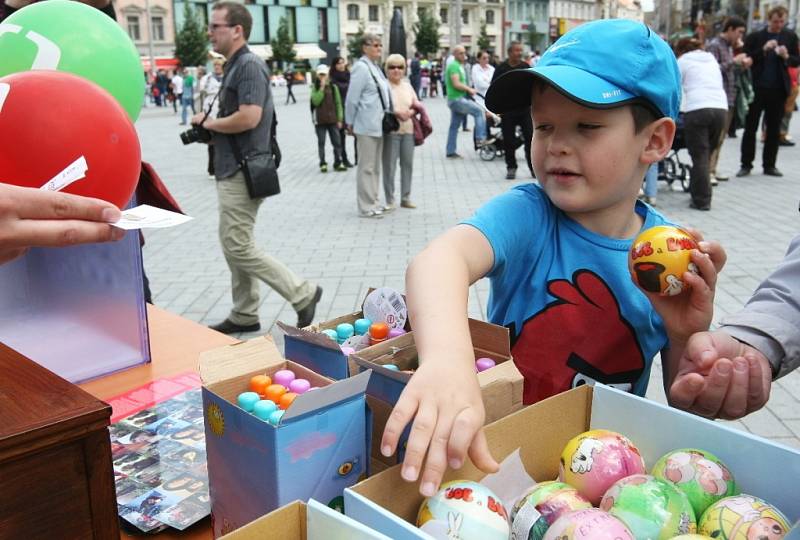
[658,114,691,192]
[470,94,523,161]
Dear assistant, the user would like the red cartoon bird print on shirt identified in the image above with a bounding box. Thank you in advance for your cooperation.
[510,270,645,404]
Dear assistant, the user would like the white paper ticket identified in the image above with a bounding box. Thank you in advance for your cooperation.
[113,204,193,230]
[40,155,88,192]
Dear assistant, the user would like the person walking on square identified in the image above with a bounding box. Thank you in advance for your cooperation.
[706,16,752,183]
[170,70,183,115]
[330,57,355,167]
[200,60,224,177]
[382,53,419,210]
[180,67,195,126]
[491,41,534,180]
[737,5,800,178]
[284,66,297,105]
[444,45,489,159]
[676,38,728,211]
[310,64,346,173]
[345,33,390,218]
[193,2,322,334]
[409,51,422,98]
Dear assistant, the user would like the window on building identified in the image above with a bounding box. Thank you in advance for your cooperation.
[126,15,140,41]
[368,5,378,22]
[318,8,328,42]
[347,4,358,20]
[286,7,296,41]
[461,9,468,25]
[440,7,447,24]
[151,16,164,41]
[486,9,494,25]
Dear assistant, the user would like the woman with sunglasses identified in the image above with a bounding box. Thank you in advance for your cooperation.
[382,54,419,210]
[344,33,391,218]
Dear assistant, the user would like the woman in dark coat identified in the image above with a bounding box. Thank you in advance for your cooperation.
[331,57,355,167]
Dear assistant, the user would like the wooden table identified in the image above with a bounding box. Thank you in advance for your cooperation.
[80,305,238,540]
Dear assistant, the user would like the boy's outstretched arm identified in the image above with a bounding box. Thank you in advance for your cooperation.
[381,224,499,497]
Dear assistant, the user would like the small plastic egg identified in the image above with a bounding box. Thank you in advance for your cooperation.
[237,391,260,412]
[252,399,278,420]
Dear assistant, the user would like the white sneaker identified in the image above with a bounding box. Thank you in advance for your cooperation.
[710,176,719,186]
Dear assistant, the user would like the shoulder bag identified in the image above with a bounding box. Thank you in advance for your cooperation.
[366,62,399,133]
[221,52,280,199]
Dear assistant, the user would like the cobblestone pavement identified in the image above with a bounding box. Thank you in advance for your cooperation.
[136,83,800,448]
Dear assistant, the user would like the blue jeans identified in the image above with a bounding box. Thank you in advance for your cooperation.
[180,95,194,125]
[446,97,487,155]
[644,162,658,198]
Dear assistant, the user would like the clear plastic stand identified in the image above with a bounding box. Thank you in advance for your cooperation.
[0,230,150,383]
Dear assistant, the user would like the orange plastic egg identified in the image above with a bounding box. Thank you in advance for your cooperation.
[279,392,297,410]
[629,225,698,296]
[369,322,390,340]
[265,384,287,403]
[250,374,272,396]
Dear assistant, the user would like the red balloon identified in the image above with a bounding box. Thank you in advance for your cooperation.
[0,71,140,208]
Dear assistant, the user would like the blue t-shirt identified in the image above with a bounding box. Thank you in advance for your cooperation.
[463,184,672,405]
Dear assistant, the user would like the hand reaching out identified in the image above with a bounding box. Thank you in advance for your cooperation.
[669,330,772,419]
[0,184,124,265]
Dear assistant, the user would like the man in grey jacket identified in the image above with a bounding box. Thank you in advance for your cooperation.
[345,33,391,218]
[671,234,799,420]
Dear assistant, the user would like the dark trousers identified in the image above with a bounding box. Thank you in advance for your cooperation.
[741,86,787,169]
[685,108,727,207]
[207,144,215,175]
[315,124,342,165]
[286,85,296,104]
[501,110,533,173]
[338,126,353,164]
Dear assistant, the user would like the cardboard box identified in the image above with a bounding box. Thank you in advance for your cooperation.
[199,337,371,537]
[219,499,391,540]
[344,385,800,539]
[350,318,522,424]
[281,289,409,380]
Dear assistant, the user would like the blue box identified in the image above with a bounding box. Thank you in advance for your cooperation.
[199,337,372,537]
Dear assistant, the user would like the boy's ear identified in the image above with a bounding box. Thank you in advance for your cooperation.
[641,118,676,164]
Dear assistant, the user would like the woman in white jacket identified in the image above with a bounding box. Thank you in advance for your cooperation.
[676,38,729,211]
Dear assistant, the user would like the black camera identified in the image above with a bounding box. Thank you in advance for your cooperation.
[180,123,212,145]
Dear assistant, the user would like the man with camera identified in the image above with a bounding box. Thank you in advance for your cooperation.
[191,2,321,335]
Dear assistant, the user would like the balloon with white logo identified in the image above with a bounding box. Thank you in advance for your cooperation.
[0,0,144,121]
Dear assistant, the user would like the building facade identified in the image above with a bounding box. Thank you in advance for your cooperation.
[116,0,341,69]
[116,0,178,70]
[340,0,506,59]
[505,0,550,51]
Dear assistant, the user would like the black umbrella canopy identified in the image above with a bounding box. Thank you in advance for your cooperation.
[389,8,407,59]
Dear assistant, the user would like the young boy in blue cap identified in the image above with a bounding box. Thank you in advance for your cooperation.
[381,20,728,497]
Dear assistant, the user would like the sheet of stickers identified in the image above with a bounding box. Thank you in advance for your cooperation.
[109,382,209,533]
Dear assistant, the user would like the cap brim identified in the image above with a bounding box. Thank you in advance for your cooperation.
[485,65,638,115]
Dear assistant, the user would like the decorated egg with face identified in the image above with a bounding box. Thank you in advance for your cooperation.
[651,448,738,518]
[629,225,698,296]
[542,508,634,540]
[510,481,592,540]
[600,474,696,539]
[558,429,646,505]
[699,495,790,540]
[417,480,509,540]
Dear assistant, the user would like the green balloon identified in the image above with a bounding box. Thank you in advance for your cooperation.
[0,0,144,121]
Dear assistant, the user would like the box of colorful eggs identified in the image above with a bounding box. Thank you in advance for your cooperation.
[349,317,521,424]
[281,287,411,380]
[199,337,372,537]
[343,384,800,539]
[218,499,389,540]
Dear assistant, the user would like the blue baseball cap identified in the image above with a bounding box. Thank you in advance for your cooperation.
[485,19,681,120]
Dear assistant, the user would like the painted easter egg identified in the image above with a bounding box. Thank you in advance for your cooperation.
[629,225,698,296]
[558,429,646,505]
[542,508,634,540]
[699,495,790,540]
[510,481,592,540]
[600,474,696,539]
[417,480,509,540]
[652,449,738,518]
